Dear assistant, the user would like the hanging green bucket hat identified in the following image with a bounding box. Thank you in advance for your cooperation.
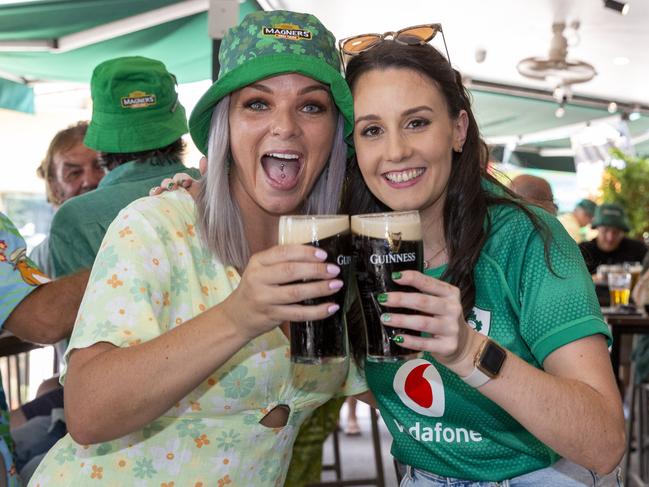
[189,10,353,155]
[84,56,188,153]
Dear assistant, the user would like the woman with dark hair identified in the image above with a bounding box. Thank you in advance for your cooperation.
[29,10,367,487]
[341,29,624,485]
[153,22,624,485]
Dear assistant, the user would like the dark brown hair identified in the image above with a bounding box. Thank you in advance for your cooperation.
[99,138,186,171]
[343,40,551,318]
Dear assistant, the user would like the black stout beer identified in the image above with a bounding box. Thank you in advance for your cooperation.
[278,215,351,364]
[351,211,423,362]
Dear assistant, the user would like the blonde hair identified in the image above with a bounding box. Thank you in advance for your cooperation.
[197,96,347,270]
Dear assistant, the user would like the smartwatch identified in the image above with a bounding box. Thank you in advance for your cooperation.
[461,337,507,388]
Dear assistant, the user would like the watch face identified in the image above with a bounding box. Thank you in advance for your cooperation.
[480,342,506,376]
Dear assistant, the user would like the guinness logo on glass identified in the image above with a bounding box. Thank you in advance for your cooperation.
[388,231,402,253]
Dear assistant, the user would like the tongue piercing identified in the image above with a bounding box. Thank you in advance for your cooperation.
[281,173,286,179]
[280,163,285,172]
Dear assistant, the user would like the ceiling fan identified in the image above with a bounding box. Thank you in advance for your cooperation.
[517,22,596,89]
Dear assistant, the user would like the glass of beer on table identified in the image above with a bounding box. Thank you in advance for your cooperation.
[278,214,351,364]
[624,261,643,292]
[608,269,632,308]
[351,211,424,362]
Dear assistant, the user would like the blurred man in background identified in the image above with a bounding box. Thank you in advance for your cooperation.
[579,203,647,274]
[508,174,557,215]
[32,122,103,274]
[559,198,597,243]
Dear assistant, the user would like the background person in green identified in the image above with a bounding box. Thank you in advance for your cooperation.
[559,198,597,243]
[340,30,623,484]
[31,121,103,276]
[29,11,367,487]
[48,56,199,278]
[579,203,647,275]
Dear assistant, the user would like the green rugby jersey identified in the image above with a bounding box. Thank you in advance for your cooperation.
[365,202,611,481]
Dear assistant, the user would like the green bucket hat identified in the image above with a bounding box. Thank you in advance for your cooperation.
[84,56,188,153]
[592,203,630,232]
[576,198,597,216]
[189,10,353,155]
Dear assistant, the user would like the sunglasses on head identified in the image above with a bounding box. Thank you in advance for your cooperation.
[338,23,450,71]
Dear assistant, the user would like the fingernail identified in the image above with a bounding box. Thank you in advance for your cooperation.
[392,335,404,344]
[329,279,343,290]
[391,271,402,280]
[166,182,175,190]
[377,293,388,303]
[315,249,327,260]
[326,264,340,276]
[380,313,391,322]
[328,304,340,314]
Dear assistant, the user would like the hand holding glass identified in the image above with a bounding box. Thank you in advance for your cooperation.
[351,211,423,362]
[278,215,351,364]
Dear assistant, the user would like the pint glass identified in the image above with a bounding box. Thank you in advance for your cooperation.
[608,270,632,308]
[625,261,643,292]
[351,211,423,362]
[278,215,351,364]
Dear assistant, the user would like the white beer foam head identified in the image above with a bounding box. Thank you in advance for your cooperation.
[351,211,421,240]
[279,215,350,244]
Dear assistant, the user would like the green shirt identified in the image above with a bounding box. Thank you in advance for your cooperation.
[364,203,611,481]
[49,157,200,277]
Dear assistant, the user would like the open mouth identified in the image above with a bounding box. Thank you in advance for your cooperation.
[383,168,425,185]
[261,151,304,190]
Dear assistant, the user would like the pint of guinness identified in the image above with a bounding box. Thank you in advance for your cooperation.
[351,211,423,362]
[278,215,351,364]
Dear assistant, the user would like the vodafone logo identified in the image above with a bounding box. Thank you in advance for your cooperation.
[393,359,445,417]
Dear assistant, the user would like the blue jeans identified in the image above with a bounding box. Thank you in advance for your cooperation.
[397,459,623,486]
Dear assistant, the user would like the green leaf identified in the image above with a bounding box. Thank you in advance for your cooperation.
[601,149,649,238]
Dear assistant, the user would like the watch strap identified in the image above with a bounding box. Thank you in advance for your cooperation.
[460,366,491,388]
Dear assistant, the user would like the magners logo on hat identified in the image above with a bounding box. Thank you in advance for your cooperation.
[121,91,157,109]
[262,23,312,41]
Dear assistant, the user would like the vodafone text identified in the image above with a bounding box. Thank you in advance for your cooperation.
[393,420,483,443]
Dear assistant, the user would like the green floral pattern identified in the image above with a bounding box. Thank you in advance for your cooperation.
[175,418,205,438]
[221,365,255,398]
[215,429,240,452]
[30,191,367,486]
[133,458,157,479]
[91,245,118,283]
[218,10,340,78]
[93,320,118,339]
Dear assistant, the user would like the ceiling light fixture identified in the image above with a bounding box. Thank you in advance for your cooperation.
[608,102,618,113]
[603,0,630,15]
[555,99,566,118]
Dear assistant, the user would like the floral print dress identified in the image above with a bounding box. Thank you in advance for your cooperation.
[29,191,366,487]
